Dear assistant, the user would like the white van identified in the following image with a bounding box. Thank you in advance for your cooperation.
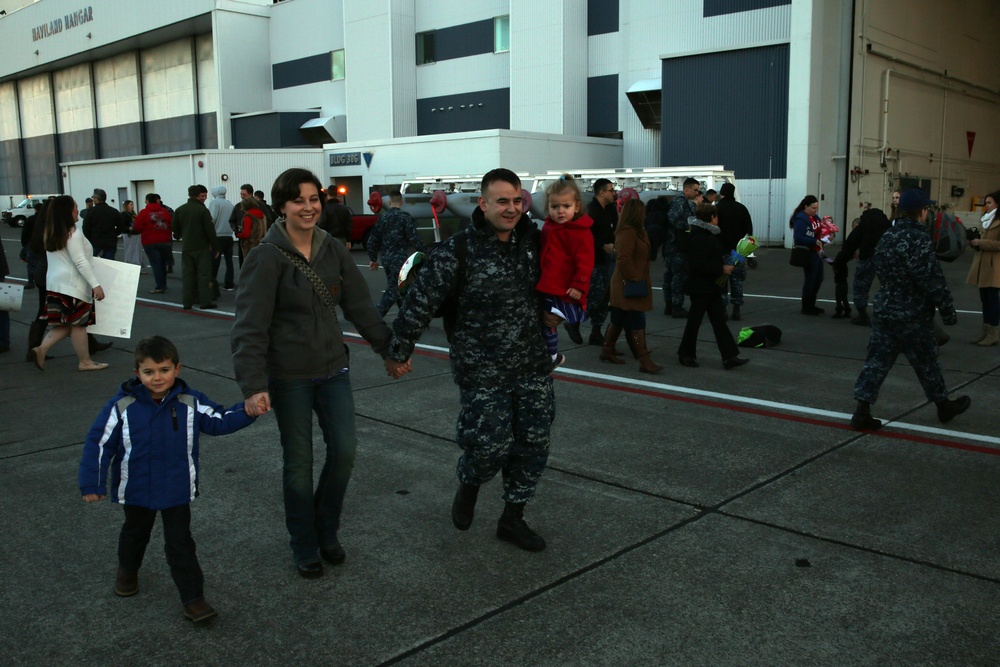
[2,195,57,228]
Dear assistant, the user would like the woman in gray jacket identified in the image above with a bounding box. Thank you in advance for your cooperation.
[232,168,406,578]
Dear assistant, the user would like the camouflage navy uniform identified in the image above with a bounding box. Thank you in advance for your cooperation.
[389,209,554,503]
[368,207,427,316]
[853,217,957,405]
[663,195,696,309]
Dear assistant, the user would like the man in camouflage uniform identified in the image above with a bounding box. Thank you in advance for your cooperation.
[388,168,554,552]
[663,178,701,318]
[368,191,427,316]
[850,189,970,431]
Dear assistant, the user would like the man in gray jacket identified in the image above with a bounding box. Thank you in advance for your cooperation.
[208,186,235,291]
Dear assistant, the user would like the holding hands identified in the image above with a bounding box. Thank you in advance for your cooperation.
[245,391,271,417]
[385,358,412,379]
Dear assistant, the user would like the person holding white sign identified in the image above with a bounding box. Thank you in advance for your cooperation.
[31,195,109,372]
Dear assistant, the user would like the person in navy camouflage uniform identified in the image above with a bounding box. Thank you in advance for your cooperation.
[850,189,970,430]
[368,191,427,316]
[663,178,701,317]
[388,168,554,552]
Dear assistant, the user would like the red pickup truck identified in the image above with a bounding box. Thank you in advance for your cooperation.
[350,214,379,250]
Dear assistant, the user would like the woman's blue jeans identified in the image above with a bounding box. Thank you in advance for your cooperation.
[144,243,172,291]
[269,371,357,565]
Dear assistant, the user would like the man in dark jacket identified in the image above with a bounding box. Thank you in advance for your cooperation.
[319,195,353,248]
[388,168,554,553]
[583,178,617,345]
[833,207,891,326]
[83,188,125,259]
[850,189,969,431]
[715,182,753,321]
[173,185,219,310]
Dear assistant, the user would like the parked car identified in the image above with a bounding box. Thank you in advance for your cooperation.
[3,196,53,228]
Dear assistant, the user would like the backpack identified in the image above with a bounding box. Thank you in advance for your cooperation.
[930,211,966,263]
[398,231,469,343]
[737,324,782,348]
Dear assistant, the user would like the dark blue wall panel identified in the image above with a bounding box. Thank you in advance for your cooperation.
[0,139,25,194]
[59,128,97,164]
[588,0,619,35]
[98,123,142,159]
[588,74,619,135]
[432,19,495,62]
[145,116,198,155]
[416,88,510,136]
[660,44,788,179]
[199,112,218,149]
[22,134,59,193]
[272,52,331,90]
[704,0,790,18]
[232,111,319,149]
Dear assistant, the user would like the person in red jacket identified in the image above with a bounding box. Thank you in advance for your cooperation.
[132,193,174,293]
[536,175,595,368]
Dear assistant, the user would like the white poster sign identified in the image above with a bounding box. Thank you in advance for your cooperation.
[0,283,24,312]
[87,258,140,339]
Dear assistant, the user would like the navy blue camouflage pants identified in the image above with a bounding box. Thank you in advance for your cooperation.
[376,263,403,316]
[586,258,612,328]
[853,258,876,310]
[853,318,948,405]
[456,375,555,504]
[662,250,688,308]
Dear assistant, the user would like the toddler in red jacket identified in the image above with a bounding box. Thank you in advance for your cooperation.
[536,175,595,368]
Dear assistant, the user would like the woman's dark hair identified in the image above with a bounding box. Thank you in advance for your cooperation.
[789,195,819,227]
[121,200,134,212]
[271,168,326,216]
[617,198,646,230]
[986,190,1000,207]
[695,202,717,223]
[43,195,77,252]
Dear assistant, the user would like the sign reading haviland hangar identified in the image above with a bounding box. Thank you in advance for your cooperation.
[32,7,94,42]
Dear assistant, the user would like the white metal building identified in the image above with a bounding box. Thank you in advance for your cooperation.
[0,0,997,245]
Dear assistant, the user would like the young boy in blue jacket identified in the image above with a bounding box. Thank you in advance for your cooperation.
[79,335,256,623]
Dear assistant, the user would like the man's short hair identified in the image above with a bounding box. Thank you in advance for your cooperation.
[92,189,107,203]
[480,168,521,198]
[593,178,612,194]
[683,178,700,190]
[241,184,254,196]
[145,193,159,204]
[188,185,201,198]
[85,197,93,204]
[134,335,180,369]
[254,190,265,200]
[389,191,403,206]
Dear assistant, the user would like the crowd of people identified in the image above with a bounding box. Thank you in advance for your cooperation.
[0,168,994,626]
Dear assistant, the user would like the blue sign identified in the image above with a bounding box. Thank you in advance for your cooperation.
[329,152,361,167]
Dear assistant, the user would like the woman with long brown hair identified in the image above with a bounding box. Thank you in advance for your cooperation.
[31,195,109,371]
[601,198,661,373]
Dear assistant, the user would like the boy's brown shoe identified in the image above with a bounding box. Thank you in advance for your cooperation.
[183,599,218,623]
[114,568,138,597]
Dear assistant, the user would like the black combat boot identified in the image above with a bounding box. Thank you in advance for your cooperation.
[850,400,882,431]
[496,502,546,552]
[936,396,971,424]
[451,482,479,530]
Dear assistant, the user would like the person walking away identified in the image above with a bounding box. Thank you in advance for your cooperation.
[236,197,267,261]
[676,204,748,369]
[173,185,220,310]
[602,198,662,373]
[208,186,236,291]
[367,191,427,316]
[79,335,255,623]
[790,195,826,315]
[233,168,404,578]
[31,195,109,372]
[715,183,753,321]
[664,178,702,317]
[583,178,617,345]
[319,195,353,249]
[536,175,594,368]
[967,189,1000,346]
[831,208,890,325]
[850,189,970,430]
[134,194,174,294]
[388,168,555,552]
[83,188,124,260]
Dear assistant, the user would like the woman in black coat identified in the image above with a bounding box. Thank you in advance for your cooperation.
[676,203,749,369]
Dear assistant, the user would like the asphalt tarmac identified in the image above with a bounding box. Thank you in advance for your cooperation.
[1,228,997,666]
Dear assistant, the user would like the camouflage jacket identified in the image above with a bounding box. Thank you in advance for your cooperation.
[367,207,427,267]
[872,217,955,322]
[665,195,697,251]
[389,208,549,387]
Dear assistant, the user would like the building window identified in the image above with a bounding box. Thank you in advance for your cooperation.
[494,15,510,53]
[416,31,435,65]
[331,49,345,80]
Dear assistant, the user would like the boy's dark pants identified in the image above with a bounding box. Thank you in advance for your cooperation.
[119,504,204,604]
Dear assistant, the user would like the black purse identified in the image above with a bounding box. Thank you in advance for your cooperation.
[623,278,648,298]
[789,246,811,268]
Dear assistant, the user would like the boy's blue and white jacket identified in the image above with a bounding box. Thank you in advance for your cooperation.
[79,377,255,509]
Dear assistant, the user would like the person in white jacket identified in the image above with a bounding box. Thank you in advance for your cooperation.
[31,195,109,372]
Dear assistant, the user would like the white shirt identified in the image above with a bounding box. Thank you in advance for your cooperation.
[46,224,101,302]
